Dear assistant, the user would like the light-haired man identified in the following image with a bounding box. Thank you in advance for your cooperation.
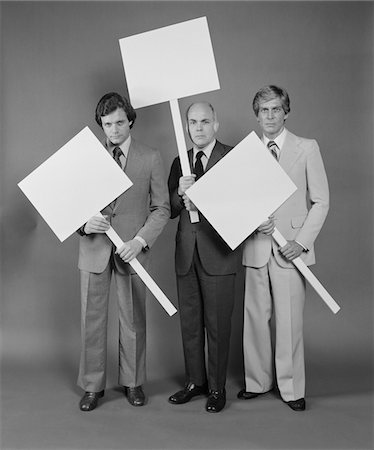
[238,86,329,411]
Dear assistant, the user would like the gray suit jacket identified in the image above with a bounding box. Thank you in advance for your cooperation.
[78,138,170,274]
[243,130,329,269]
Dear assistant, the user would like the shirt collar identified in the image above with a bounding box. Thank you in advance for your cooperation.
[107,135,131,158]
[193,139,216,161]
[263,127,287,150]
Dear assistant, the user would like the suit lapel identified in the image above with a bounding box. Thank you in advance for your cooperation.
[206,141,227,172]
[125,138,146,181]
[113,138,145,211]
[279,131,302,173]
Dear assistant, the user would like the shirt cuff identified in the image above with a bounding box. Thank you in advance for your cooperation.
[77,224,87,236]
[134,235,147,249]
[295,240,308,252]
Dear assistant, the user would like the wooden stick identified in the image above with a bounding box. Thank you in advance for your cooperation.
[272,227,340,314]
[102,216,177,316]
[169,98,199,223]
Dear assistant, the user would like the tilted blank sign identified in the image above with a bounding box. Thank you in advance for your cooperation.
[18,127,133,242]
[186,131,297,250]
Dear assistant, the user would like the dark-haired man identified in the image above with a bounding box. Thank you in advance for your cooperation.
[77,92,170,411]
[238,86,329,411]
[168,102,240,413]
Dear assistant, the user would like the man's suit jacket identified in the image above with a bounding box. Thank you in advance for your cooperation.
[78,138,170,274]
[168,141,240,276]
[243,130,329,269]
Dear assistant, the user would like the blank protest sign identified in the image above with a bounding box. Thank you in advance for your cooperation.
[186,131,297,250]
[119,17,220,109]
[18,127,133,242]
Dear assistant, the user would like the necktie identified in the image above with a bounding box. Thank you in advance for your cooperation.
[194,151,205,180]
[267,141,279,161]
[113,146,124,169]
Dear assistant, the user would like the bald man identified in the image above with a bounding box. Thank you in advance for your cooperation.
[167,102,240,413]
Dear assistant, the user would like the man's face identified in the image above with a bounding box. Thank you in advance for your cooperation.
[187,103,219,149]
[257,97,288,139]
[101,108,132,146]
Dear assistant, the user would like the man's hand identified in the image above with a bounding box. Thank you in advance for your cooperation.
[257,215,275,235]
[116,239,143,263]
[182,195,198,212]
[178,175,196,196]
[84,215,110,234]
[279,240,304,261]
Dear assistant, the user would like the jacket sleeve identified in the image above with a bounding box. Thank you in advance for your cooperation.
[135,149,170,247]
[168,156,185,219]
[295,140,329,249]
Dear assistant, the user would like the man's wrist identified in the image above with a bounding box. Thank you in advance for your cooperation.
[134,235,148,251]
[295,240,308,252]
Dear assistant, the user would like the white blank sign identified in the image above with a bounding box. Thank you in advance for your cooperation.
[186,131,297,250]
[18,127,133,242]
[119,17,220,108]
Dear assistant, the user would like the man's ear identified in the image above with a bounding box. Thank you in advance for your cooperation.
[214,121,219,133]
[129,120,133,128]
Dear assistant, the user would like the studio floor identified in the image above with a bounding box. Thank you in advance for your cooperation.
[1,357,373,450]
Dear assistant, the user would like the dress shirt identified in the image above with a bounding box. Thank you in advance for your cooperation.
[107,135,131,168]
[262,128,287,160]
[193,139,216,171]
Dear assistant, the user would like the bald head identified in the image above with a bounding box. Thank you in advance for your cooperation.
[186,102,219,149]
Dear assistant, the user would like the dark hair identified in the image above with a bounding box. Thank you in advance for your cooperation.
[252,85,290,117]
[95,92,136,128]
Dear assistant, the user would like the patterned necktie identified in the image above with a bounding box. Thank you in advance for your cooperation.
[267,141,279,161]
[194,151,205,180]
[113,146,124,169]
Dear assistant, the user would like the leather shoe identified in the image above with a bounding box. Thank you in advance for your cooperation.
[124,386,146,406]
[168,382,208,404]
[286,398,306,411]
[206,389,226,413]
[79,390,104,411]
[237,389,261,400]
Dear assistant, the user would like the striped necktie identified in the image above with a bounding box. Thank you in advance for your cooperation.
[194,151,205,180]
[267,141,279,161]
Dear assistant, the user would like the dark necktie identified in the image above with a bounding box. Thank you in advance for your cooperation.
[267,141,279,161]
[113,146,124,169]
[194,151,205,180]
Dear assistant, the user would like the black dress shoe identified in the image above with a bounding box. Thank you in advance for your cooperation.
[168,382,208,404]
[79,390,104,411]
[124,386,146,406]
[286,398,306,411]
[206,389,226,413]
[237,389,261,400]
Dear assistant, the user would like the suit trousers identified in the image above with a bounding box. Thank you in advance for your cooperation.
[77,254,146,392]
[243,253,306,401]
[176,247,235,391]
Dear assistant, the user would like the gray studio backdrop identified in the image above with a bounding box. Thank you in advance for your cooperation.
[1,1,372,390]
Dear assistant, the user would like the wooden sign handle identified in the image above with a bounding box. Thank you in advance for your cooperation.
[169,99,199,223]
[99,214,177,316]
[272,227,340,314]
